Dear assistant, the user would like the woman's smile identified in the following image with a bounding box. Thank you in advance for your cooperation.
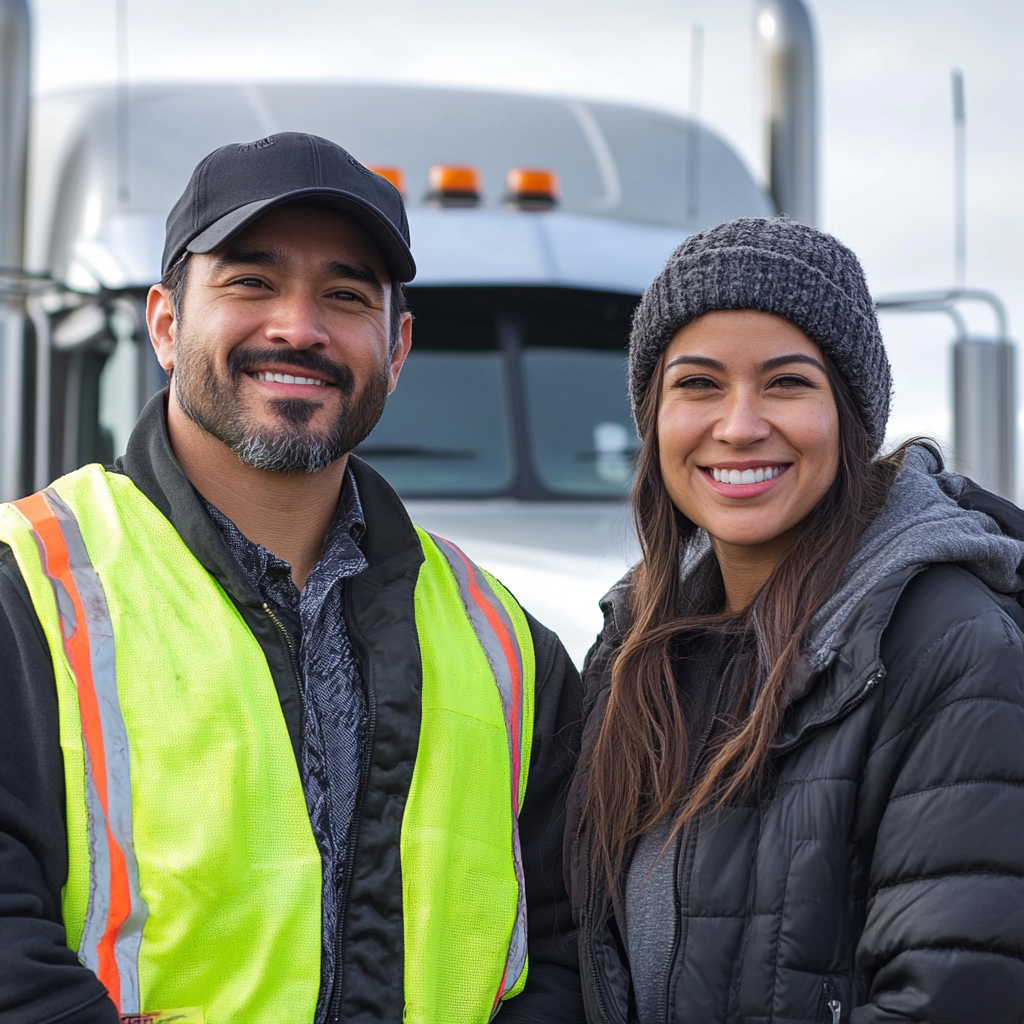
[700,461,791,496]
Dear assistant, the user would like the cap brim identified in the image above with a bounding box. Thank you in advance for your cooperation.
[185,187,416,282]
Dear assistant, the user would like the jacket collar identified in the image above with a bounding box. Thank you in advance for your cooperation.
[597,560,924,753]
[771,565,922,752]
[116,391,424,603]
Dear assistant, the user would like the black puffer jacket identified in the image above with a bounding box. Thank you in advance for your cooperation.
[567,452,1024,1024]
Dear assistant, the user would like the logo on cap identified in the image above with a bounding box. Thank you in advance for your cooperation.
[238,136,278,153]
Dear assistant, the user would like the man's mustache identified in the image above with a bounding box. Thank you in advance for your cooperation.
[227,346,355,395]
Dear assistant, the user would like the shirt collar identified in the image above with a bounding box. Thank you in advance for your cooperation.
[198,464,366,594]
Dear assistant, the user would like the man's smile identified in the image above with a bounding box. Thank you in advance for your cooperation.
[250,370,329,387]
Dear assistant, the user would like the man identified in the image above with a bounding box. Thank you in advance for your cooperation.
[0,133,584,1024]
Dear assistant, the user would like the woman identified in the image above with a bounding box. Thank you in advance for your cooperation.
[567,217,1024,1023]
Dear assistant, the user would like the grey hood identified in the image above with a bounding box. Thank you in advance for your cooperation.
[613,443,1024,675]
[805,443,1024,671]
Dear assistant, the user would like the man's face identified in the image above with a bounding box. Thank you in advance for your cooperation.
[155,203,410,474]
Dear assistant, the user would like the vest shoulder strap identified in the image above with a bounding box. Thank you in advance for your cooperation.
[7,482,147,1012]
[406,527,536,1022]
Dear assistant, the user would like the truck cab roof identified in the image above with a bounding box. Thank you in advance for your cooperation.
[28,80,771,292]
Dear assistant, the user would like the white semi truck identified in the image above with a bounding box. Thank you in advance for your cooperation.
[0,1,831,663]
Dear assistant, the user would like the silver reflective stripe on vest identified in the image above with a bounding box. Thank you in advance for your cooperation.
[25,488,148,1012]
[426,533,528,1011]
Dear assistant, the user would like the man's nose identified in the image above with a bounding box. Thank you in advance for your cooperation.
[264,291,331,349]
[711,389,772,447]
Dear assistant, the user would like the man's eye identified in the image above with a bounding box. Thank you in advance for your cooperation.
[232,276,267,289]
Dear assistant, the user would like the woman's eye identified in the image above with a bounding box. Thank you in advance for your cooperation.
[674,375,718,391]
[769,374,813,389]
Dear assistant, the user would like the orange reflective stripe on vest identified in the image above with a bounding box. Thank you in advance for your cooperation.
[427,532,528,1012]
[13,488,148,1014]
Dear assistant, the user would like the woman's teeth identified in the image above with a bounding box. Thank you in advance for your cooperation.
[252,371,325,386]
[710,466,785,485]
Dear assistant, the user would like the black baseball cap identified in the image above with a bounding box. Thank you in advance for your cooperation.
[162,132,416,281]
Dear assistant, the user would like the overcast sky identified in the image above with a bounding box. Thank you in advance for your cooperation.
[30,0,1024,480]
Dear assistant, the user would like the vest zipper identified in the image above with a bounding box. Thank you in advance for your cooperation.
[328,578,375,1023]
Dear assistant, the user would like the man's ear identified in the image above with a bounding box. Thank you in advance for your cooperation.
[147,284,176,371]
[387,311,413,395]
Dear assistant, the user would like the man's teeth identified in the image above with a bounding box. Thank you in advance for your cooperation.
[252,371,325,386]
[710,466,785,485]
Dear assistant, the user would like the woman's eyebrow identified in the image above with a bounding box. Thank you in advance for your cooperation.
[757,353,825,373]
[664,355,726,372]
[663,353,826,373]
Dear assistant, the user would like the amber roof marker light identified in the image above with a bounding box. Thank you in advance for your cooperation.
[505,168,559,210]
[427,165,481,207]
[368,166,405,195]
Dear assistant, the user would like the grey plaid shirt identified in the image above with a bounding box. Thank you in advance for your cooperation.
[201,469,367,1018]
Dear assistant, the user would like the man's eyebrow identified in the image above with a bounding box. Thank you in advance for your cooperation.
[209,252,385,297]
[664,355,726,372]
[757,353,825,373]
[211,248,287,272]
[324,261,384,295]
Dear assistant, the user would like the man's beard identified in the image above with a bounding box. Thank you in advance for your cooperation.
[173,335,389,474]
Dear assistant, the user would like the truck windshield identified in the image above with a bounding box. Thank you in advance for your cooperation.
[356,287,639,500]
[353,307,515,495]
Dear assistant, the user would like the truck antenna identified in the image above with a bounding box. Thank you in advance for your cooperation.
[116,0,129,203]
[951,68,966,287]
[686,23,704,222]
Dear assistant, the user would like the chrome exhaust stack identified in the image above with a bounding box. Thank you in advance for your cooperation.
[0,0,30,500]
[755,0,818,226]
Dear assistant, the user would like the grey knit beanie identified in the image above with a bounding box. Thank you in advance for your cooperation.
[629,216,892,452]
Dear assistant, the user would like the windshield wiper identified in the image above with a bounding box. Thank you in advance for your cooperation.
[355,444,476,460]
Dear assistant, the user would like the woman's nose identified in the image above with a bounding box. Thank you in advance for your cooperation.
[711,390,772,447]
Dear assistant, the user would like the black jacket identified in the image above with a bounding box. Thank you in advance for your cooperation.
[0,395,584,1024]
[568,486,1024,1024]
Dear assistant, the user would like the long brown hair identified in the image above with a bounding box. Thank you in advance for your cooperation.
[583,348,905,894]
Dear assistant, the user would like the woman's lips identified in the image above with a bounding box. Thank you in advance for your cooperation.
[700,463,791,498]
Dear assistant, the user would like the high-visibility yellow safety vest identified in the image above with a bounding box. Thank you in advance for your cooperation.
[0,465,535,1024]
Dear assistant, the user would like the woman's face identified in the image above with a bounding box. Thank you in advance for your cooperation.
[657,309,840,559]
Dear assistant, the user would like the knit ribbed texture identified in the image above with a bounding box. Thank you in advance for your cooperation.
[629,217,892,452]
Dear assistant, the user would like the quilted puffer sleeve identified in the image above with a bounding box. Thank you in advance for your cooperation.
[853,568,1024,1022]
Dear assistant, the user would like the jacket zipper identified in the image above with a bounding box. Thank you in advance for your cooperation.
[821,979,841,1023]
[774,670,883,756]
[327,579,376,1023]
[658,657,729,1022]
[264,601,300,672]
[583,846,617,1024]
[265,599,354,1023]
[263,602,305,740]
